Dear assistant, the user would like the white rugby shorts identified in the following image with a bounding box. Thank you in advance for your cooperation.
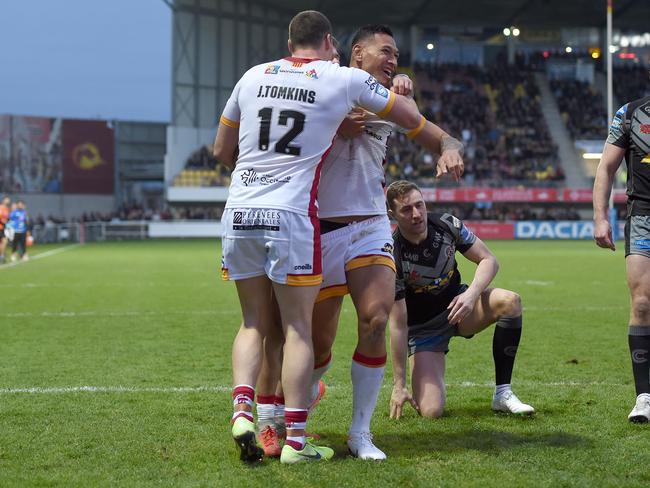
[317,215,395,302]
[221,208,322,286]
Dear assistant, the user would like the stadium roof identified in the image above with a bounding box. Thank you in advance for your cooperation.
[194,0,650,31]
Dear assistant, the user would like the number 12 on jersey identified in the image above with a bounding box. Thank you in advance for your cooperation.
[258,108,305,155]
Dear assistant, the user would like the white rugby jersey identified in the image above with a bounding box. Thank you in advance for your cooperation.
[221,57,396,216]
[318,112,400,218]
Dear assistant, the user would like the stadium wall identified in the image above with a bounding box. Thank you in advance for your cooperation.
[14,194,115,220]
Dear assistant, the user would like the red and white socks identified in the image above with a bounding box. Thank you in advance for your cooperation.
[284,408,309,450]
[232,384,255,423]
[256,394,276,430]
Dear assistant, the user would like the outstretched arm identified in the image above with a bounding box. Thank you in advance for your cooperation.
[389,298,419,419]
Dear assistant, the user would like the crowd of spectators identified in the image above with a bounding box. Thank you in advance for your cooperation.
[550,79,608,140]
[614,65,650,105]
[385,62,564,187]
[178,145,231,186]
[432,203,582,221]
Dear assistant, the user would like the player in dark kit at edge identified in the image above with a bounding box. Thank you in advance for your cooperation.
[386,180,535,420]
[593,88,650,422]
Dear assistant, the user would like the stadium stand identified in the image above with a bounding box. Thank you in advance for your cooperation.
[386,62,563,187]
[614,65,650,103]
[550,79,608,140]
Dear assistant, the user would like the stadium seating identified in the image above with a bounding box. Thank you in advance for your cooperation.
[550,79,608,140]
[386,63,563,187]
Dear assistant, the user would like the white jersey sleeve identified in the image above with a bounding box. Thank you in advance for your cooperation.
[346,68,396,118]
[220,78,242,128]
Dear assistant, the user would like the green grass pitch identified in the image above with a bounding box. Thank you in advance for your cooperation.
[1,239,650,487]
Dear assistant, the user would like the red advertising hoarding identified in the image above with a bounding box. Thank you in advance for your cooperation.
[419,187,627,204]
[62,119,114,194]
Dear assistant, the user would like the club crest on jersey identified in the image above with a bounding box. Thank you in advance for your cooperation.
[265,65,280,74]
[241,169,258,186]
[641,154,650,164]
[305,69,318,79]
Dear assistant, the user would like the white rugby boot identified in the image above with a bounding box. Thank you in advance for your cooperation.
[348,431,386,460]
[628,393,650,423]
[492,390,535,416]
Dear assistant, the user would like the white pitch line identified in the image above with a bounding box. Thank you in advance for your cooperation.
[0,245,80,270]
[0,381,628,395]
[2,309,233,318]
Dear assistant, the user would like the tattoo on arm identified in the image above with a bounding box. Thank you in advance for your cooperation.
[441,135,464,156]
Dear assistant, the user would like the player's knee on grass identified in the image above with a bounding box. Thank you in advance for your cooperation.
[631,294,650,324]
[496,290,522,318]
[419,398,445,419]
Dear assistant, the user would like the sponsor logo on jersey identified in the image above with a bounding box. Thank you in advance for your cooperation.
[412,268,455,293]
[364,128,383,141]
[304,69,318,79]
[240,168,292,187]
[265,64,280,74]
[364,75,389,98]
[634,239,650,250]
[294,263,312,271]
[640,124,650,134]
[374,84,389,98]
[241,169,258,186]
[644,105,650,116]
[641,154,650,163]
[403,251,419,262]
[232,209,281,231]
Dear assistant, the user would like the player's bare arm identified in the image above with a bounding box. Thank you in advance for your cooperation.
[389,298,419,419]
[213,121,239,169]
[447,238,499,325]
[409,121,465,182]
[337,108,365,139]
[593,142,626,251]
[379,94,422,131]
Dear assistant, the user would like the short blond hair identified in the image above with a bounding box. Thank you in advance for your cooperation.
[386,180,421,212]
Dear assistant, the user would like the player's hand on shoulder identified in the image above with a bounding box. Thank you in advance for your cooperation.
[337,108,365,139]
[436,151,464,182]
[447,289,479,325]
[390,385,419,419]
[593,218,616,251]
[391,74,413,97]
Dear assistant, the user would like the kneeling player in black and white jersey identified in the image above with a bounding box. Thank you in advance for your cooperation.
[386,181,535,419]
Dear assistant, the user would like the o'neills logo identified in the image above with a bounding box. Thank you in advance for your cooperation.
[72,143,105,170]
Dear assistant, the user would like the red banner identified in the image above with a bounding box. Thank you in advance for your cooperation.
[464,221,515,239]
[62,119,114,194]
[420,187,627,204]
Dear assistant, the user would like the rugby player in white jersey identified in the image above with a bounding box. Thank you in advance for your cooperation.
[213,11,427,464]
[303,25,465,460]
